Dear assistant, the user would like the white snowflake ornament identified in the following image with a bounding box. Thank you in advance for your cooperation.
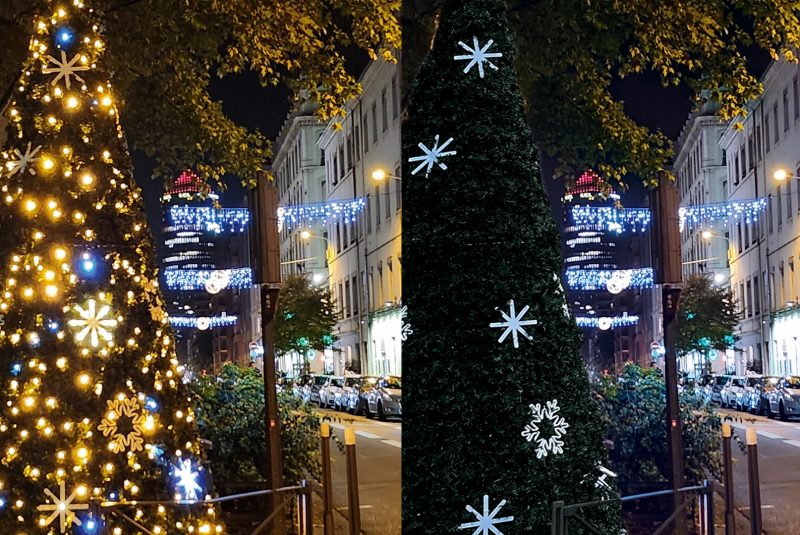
[42,49,90,90]
[489,300,537,348]
[458,495,514,535]
[36,481,89,533]
[408,134,456,176]
[67,297,119,348]
[5,142,42,176]
[522,399,569,459]
[454,36,503,78]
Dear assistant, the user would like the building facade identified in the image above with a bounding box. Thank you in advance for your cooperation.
[273,101,332,375]
[719,59,800,376]
[317,59,402,377]
[676,103,732,375]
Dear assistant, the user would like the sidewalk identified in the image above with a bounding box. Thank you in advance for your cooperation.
[712,486,767,534]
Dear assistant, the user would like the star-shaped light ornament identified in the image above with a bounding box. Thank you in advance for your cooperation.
[407,134,457,177]
[489,300,537,348]
[36,482,89,533]
[454,36,503,78]
[173,459,204,502]
[458,495,514,535]
[98,396,148,453]
[67,297,119,348]
[42,49,90,90]
[5,142,42,177]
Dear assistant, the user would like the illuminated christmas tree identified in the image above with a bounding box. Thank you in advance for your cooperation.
[0,2,223,533]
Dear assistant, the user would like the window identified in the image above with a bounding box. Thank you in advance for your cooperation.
[774,102,780,143]
[344,279,351,317]
[778,185,783,226]
[349,220,355,245]
[747,280,753,318]
[756,126,762,161]
[362,115,370,153]
[338,146,345,179]
[788,179,793,218]
[391,75,399,119]
[372,101,378,143]
[332,155,338,186]
[366,196,372,233]
[740,282,746,315]
[342,220,348,248]
[381,88,388,132]
[754,275,761,315]
[748,134,754,170]
[336,222,342,253]
[352,276,359,316]
[346,134,353,170]
[744,220,750,248]
[385,181,391,220]
[734,154,740,186]
[765,113,771,152]
[739,147,745,179]
[339,283,344,315]
[769,196,774,233]
[395,165,402,211]
[795,75,800,120]
[784,88,790,132]
[354,126,360,161]
[375,184,381,229]
[737,222,743,254]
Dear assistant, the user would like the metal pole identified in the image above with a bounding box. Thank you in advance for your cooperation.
[746,428,762,535]
[706,479,716,535]
[651,173,687,535]
[321,423,335,535]
[302,479,314,535]
[345,428,361,535]
[254,177,286,535]
[550,501,564,535]
[722,423,735,535]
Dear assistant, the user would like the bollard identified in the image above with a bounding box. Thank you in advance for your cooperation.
[345,428,361,535]
[320,423,334,535]
[722,423,735,535]
[746,428,762,535]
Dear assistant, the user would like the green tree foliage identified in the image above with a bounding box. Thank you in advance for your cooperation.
[0,0,400,189]
[191,364,323,485]
[403,0,621,532]
[402,0,800,189]
[594,364,722,486]
[274,275,338,365]
[675,274,739,358]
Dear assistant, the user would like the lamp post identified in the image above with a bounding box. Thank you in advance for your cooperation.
[370,167,402,182]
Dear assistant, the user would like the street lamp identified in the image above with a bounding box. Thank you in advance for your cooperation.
[370,167,402,182]
[773,167,800,182]
[701,229,729,244]
[298,228,328,244]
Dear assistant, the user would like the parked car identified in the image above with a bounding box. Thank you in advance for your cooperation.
[751,376,781,415]
[705,375,730,404]
[318,376,344,408]
[353,376,380,416]
[304,374,330,404]
[336,376,362,412]
[767,375,800,420]
[720,376,745,408]
[736,376,763,411]
[363,375,402,420]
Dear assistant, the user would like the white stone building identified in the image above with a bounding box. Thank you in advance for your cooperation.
[719,59,800,376]
[274,101,332,375]
[317,59,402,377]
[676,102,733,375]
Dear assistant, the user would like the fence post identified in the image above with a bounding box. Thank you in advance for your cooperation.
[746,428,762,535]
[345,428,361,535]
[705,479,716,535]
[550,501,564,535]
[722,422,735,535]
[321,423,334,535]
[303,479,314,535]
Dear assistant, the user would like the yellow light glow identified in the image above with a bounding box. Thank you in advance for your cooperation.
[44,284,58,298]
[22,397,34,408]
[101,95,113,107]
[47,116,57,126]
[80,173,94,186]
[23,198,37,213]
[77,373,91,386]
[56,357,67,369]
[22,287,34,299]
[76,447,88,459]
[65,96,79,109]
[54,247,68,260]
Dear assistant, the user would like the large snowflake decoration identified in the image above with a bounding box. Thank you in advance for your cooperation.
[458,495,514,535]
[5,142,42,176]
[173,459,203,501]
[36,481,89,533]
[522,399,569,459]
[454,36,503,78]
[489,300,537,348]
[42,50,90,90]
[408,134,456,176]
[98,396,146,453]
[400,305,413,341]
[67,297,119,348]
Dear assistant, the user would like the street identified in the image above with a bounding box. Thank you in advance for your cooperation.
[315,407,401,534]
[719,408,800,534]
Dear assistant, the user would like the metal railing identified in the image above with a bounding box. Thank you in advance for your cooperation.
[551,480,716,535]
[94,481,314,535]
